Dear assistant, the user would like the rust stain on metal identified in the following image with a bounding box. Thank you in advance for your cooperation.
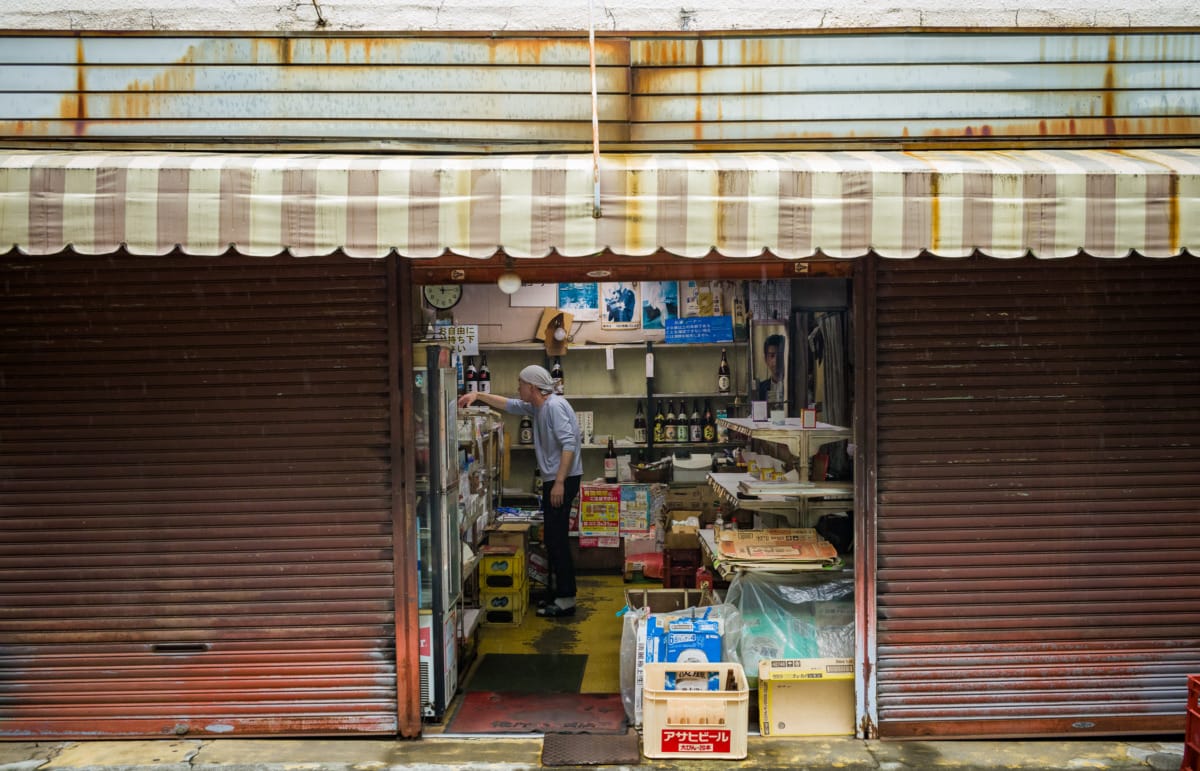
[739,38,769,66]
[1103,36,1117,134]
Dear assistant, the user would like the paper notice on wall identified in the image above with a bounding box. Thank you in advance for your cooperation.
[579,484,621,544]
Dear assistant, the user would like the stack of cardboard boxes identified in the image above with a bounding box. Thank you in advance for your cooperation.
[660,484,719,588]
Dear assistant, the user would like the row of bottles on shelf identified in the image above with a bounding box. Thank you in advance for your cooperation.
[460,355,491,394]
[649,398,725,444]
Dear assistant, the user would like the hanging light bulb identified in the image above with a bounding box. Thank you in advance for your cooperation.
[497,270,522,294]
[497,257,522,295]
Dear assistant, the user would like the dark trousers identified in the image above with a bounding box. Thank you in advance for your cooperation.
[541,475,581,599]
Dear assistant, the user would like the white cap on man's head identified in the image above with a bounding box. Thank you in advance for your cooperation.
[518,364,556,394]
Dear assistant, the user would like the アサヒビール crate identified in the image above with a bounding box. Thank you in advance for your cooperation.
[641,662,748,760]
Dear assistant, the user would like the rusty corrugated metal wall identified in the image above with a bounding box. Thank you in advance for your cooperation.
[867,255,1200,739]
[0,254,407,737]
[1,31,1198,148]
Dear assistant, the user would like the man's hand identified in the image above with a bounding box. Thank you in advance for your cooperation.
[456,392,476,409]
[550,479,565,507]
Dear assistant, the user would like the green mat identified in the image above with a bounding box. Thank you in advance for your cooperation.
[464,653,587,694]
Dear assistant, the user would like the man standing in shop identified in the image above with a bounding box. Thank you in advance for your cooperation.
[457,364,583,618]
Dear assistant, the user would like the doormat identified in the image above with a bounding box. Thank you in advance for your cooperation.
[542,729,641,766]
[446,691,627,735]
[464,653,587,694]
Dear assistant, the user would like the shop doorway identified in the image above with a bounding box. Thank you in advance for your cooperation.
[415,276,856,736]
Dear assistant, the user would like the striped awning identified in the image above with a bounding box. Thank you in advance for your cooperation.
[2,149,1198,260]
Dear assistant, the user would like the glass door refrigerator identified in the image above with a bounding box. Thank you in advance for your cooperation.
[414,344,463,721]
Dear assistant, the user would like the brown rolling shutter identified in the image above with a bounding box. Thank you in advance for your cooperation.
[869,255,1200,739]
[0,254,401,737]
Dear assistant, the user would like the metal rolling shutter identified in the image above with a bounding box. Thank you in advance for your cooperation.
[871,255,1200,739]
[0,254,400,737]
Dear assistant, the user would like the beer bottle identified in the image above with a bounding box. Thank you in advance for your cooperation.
[464,356,478,393]
[633,400,647,444]
[550,356,564,393]
[652,400,666,443]
[477,354,491,393]
[703,399,717,442]
[604,436,618,483]
[717,348,731,394]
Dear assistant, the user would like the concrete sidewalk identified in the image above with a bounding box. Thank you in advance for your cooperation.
[0,735,1186,771]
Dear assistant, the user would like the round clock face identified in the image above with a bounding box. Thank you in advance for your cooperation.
[423,284,462,309]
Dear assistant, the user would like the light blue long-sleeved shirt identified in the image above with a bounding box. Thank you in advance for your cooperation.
[505,393,583,479]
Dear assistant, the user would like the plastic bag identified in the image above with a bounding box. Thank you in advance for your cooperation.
[724,571,854,687]
[618,601,744,725]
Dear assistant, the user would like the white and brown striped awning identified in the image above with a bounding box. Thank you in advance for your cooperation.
[2,149,1198,259]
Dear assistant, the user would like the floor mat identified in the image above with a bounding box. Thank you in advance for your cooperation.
[464,653,587,693]
[542,729,641,766]
[446,691,627,735]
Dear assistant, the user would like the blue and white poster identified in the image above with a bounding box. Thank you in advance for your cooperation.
[600,282,640,330]
[641,281,678,331]
[557,283,600,321]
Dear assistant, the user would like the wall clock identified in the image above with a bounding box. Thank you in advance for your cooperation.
[422,284,463,310]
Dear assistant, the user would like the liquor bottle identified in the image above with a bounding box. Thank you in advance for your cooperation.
[518,414,534,445]
[477,354,491,394]
[664,400,677,443]
[652,400,666,443]
[604,436,618,483]
[464,356,478,393]
[633,400,647,444]
[550,356,564,393]
[689,399,703,442]
[676,403,689,443]
[532,466,543,495]
[702,399,717,442]
[717,348,731,394]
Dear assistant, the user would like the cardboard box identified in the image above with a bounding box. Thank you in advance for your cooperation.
[665,484,719,525]
[758,658,855,737]
[488,523,531,552]
[665,510,703,549]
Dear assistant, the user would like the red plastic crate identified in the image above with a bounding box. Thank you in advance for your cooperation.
[1184,675,1199,771]
[662,548,702,589]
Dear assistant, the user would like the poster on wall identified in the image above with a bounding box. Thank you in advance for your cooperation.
[640,281,678,331]
[557,283,600,321]
[750,318,789,405]
[600,282,641,330]
[680,280,723,317]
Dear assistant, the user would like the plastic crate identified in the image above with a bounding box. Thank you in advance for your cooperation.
[1184,674,1199,771]
[479,550,524,577]
[480,589,527,625]
[642,662,749,760]
[662,548,702,589]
